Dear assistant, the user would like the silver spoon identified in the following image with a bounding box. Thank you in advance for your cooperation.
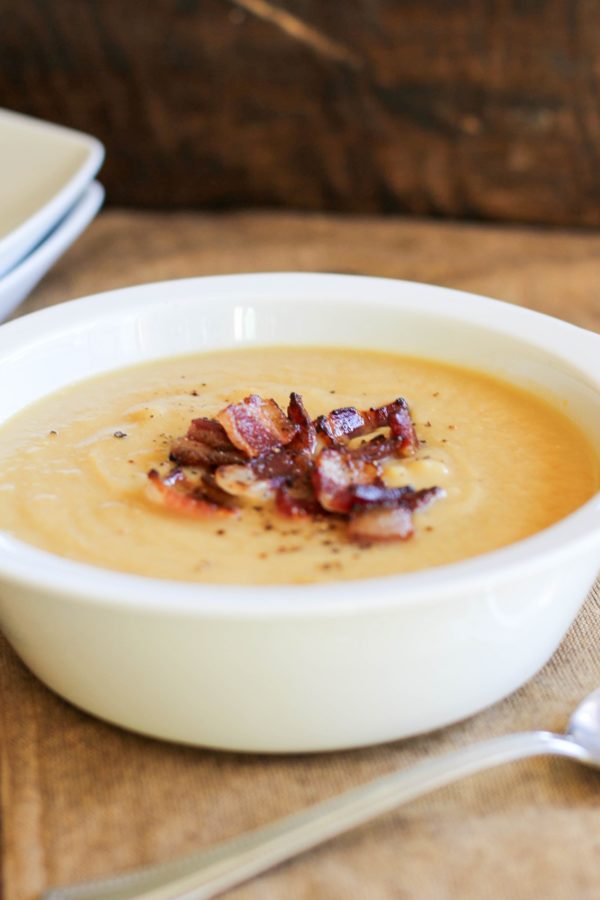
[44,685,600,900]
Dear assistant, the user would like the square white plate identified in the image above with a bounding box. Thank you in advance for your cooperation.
[0,108,104,277]
[0,180,105,322]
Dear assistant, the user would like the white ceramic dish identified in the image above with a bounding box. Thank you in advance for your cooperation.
[0,108,104,278]
[0,273,598,753]
[0,181,104,323]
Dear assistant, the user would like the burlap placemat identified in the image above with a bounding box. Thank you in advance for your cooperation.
[1,578,599,900]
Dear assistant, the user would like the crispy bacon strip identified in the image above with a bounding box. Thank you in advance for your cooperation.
[147,469,238,518]
[275,483,321,518]
[348,506,414,542]
[312,448,379,514]
[170,418,245,467]
[154,389,441,540]
[250,447,311,481]
[199,471,242,508]
[314,398,418,456]
[187,418,235,448]
[347,485,445,542]
[214,463,278,500]
[287,392,317,454]
[216,395,298,458]
[215,447,312,500]
[346,434,405,464]
[314,406,365,445]
[350,484,445,511]
[407,485,445,511]
[170,436,244,468]
[380,398,419,455]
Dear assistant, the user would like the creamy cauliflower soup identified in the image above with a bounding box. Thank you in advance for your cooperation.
[0,346,597,584]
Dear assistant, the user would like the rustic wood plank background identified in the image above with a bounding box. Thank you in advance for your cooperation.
[2,0,600,225]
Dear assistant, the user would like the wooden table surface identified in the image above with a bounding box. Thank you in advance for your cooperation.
[2,210,600,900]
[13,210,600,332]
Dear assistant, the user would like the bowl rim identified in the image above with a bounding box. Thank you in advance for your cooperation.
[0,271,599,618]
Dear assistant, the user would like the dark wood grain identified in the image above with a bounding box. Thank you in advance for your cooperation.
[3,0,600,225]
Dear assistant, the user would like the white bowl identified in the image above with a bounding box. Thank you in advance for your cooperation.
[0,274,598,752]
[0,181,105,322]
[0,108,104,278]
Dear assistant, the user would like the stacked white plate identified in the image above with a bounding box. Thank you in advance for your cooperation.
[0,109,105,321]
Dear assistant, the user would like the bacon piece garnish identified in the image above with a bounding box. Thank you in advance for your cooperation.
[216,395,298,458]
[347,485,446,542]
[346,434,406,464]
[275,483,321,518]
[312,448,380,513]
[215,447,312,501]
[287,392,317,454]
[379,398,419,455]
[356,398,416,441]
[150,390,442,540]
[348,506,414,542]
[314,406,366,445]
[169,418,245,468]
[314,398,418,456]
[187,417,235,448]
[350,484,445,511]
[147,468,239,518]
[170,436,244,468]
[198,471,242,508]
[214,463,278,501]
[246,446,311,482]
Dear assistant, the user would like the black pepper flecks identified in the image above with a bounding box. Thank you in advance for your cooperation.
[113,431,127,439]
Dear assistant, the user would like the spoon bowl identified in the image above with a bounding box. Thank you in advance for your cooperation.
[566,684,600,764]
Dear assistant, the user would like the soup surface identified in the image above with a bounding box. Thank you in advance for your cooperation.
[0,346,597,583]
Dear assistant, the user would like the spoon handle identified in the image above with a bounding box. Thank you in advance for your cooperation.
[44,730,584,900]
